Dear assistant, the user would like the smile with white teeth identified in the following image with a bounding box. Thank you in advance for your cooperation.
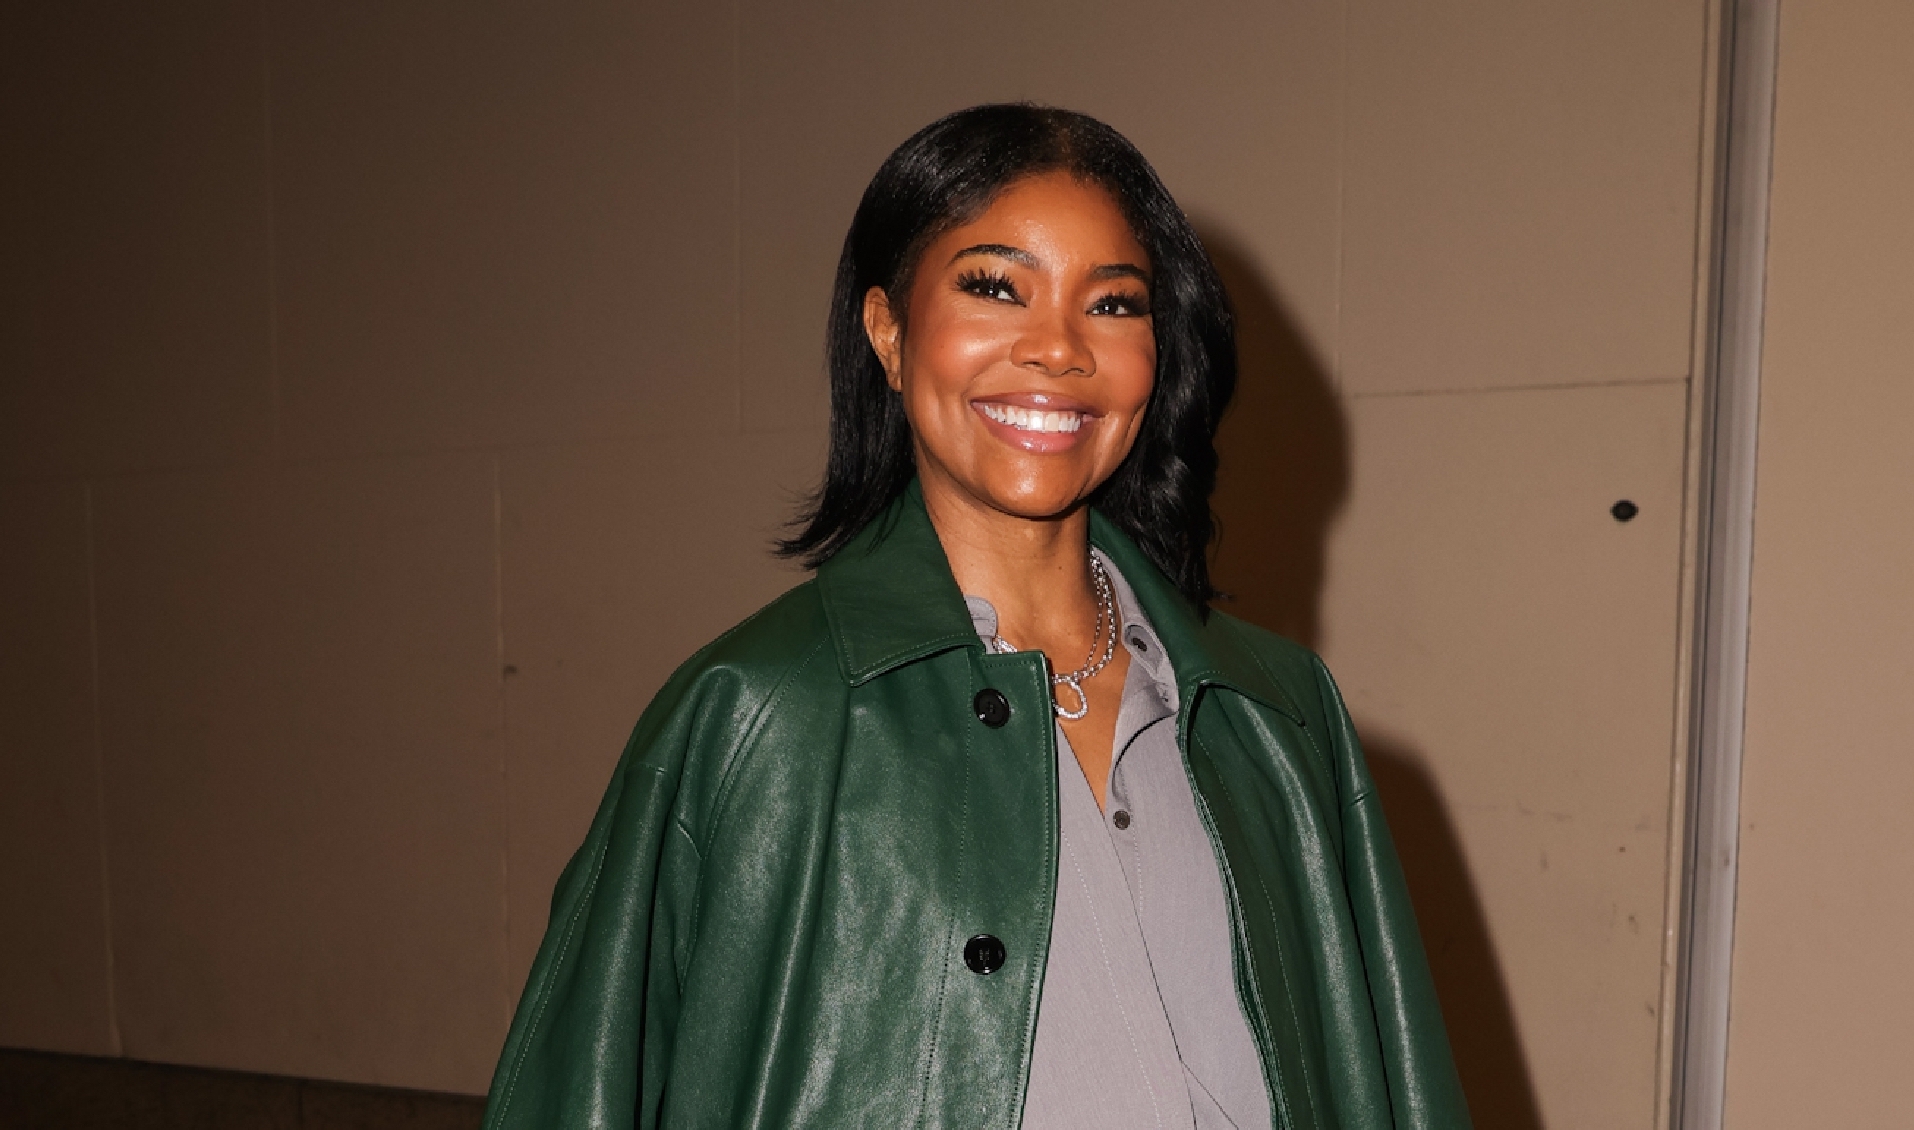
[978,402,1085,433]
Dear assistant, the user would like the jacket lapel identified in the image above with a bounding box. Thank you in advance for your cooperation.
[815,480,1308,730]
[1087,509,1307,729]
[813,479,982,686]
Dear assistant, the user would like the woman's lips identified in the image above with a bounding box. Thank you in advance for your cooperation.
[977,402,1083,434]
[970,397,1099,453]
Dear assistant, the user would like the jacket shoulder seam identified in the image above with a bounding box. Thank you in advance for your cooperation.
[1305,654,1375,813]
[666,820,705,987]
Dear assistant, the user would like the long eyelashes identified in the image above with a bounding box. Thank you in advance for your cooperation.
[1090,290,1151,317]
[954,269,1151,316]
[955,268,1020,302]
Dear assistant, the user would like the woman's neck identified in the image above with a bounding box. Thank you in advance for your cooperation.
[922,479,1100,659]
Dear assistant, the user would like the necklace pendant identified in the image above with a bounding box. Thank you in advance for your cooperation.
[986,553,1115,722]
[1052,675,1089,721]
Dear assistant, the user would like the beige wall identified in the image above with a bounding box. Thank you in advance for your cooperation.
[1723,3,1914,1127]
[2,2,1718,1122]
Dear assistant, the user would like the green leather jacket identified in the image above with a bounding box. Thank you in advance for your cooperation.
[482,482,1471,1129]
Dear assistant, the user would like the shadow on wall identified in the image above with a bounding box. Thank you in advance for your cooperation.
[1200,226,1544,1130]
[1364,735,1545,1130]
[1201,227,1348,647]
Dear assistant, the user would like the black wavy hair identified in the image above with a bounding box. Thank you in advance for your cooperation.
[777,103,1236,612]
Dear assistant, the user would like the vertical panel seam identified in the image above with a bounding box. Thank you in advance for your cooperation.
[261,0,282,457]
[83,481,122,1055]
[1331,0,1347,393]
[730,0,744,433]
[492,455,512,1030]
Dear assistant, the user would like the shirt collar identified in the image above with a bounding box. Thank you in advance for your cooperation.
[1097,548,1180,712]
[959,550,1179,714]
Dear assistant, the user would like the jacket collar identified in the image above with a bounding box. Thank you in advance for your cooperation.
[814,479,1304,726]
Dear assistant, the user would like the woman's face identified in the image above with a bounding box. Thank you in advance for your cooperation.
[864,172,1156,524]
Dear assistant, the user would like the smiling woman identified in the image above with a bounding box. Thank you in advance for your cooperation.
[481,105,1471,1130]
[867,176,1156,503]
[859,172,1165,795]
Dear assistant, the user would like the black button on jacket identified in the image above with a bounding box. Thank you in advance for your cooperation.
[973,688,1012,727]
[482,479,1471,1130]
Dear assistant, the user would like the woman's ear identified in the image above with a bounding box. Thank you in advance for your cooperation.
[862,286,904,392]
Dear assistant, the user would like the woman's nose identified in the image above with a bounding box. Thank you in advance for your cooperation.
[1009,307,1095,378]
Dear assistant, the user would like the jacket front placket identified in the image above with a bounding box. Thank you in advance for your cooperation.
[906,643,1060,1130]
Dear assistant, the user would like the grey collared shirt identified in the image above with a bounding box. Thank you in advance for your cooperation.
[965,552,1272,1130]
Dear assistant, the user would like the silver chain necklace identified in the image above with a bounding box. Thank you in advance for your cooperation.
[984,555,1120,721]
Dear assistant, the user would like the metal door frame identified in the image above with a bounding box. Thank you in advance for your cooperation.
[1671,2,1781,1127]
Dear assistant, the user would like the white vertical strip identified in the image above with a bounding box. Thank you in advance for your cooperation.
[1673,1,1780,1127]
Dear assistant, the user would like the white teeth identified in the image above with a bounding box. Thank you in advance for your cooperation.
[980,403,1084,433]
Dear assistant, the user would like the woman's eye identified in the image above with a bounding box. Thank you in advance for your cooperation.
[956,271,1020,303]
[1089,292,1151,317]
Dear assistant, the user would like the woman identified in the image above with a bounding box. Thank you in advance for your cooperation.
[483,104,1469,1130]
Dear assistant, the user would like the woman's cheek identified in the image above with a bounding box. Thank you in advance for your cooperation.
[929,317,1012,381]
[1114,348,1157,417]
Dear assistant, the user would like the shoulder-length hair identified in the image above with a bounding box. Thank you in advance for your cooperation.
[778,103,1236,612]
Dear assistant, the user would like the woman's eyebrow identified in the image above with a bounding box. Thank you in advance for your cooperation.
[1090,262,1151,284]
[949,243,1038,267]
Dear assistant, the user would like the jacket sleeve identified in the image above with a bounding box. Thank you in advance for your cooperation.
[1315,657,1475,1129]
[481,664,721,1130]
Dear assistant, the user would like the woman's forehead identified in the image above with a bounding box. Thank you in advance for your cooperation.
[925,174,1149,271]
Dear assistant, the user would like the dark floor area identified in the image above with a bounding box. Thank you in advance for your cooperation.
[0,1048,483,1130]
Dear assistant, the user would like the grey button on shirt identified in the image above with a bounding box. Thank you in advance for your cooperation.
[965,552,1272,1130]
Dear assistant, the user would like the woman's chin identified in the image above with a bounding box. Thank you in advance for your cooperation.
[973,481,1099,523]
[919,450,1108,524]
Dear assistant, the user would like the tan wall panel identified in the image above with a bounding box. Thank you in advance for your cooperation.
[1223,382,1687,1128]
[1342,0,1708,395]
[1725,2,1914,1125]
[737,0,1340,432]
[269,1,736,458]
[0,482,115,1054]
[0,2,1713,1115]
[498,431,819,985]
[0,2,272,481]
[91,456,507,1093]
